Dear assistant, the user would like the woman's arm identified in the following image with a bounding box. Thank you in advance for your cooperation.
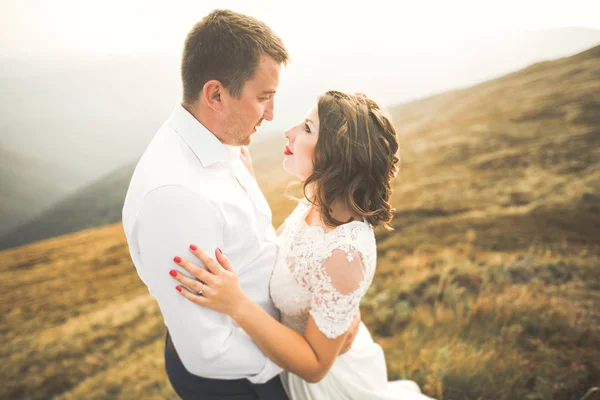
[233,296,346,382]
[171,247,349,383]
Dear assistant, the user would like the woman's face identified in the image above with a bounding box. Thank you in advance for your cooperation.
[282,105,319,181]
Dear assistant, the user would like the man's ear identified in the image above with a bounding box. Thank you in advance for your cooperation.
[202,80,223,112]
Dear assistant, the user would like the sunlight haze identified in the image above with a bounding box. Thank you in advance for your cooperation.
[1,0,600,182]
[2,0,600,56]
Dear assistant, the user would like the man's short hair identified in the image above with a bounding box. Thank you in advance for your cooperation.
[181,9,289,104]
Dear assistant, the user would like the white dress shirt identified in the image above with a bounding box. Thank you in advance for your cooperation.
[122,104,283,383]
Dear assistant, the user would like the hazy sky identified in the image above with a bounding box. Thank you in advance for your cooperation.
[1,0,600,181]
[2,0,600,57]
[3,0,599,108]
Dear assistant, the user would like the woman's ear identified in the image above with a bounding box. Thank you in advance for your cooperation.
[202,80,223,112]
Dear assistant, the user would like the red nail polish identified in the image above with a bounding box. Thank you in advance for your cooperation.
[190,244,197,251]
[217,247,223,255]
[176,286,182,292]
[174,256,182,263]
[169,270,177,277]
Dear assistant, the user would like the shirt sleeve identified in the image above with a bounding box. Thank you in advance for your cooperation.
[132,184,281,381]
[308,243,367,339]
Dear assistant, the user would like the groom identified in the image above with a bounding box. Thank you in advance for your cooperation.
[122,9,359,400]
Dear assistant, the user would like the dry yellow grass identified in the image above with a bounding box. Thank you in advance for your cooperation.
[0,225,177,399]
[2,46,600,399]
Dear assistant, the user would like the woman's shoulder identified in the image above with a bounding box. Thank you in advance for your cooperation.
[323,220,376,257]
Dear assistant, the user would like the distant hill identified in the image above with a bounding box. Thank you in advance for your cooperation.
[0,163,135,250]
[0,145,85,237]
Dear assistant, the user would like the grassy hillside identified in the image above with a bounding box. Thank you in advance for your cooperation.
[0,224,173,399]
[2,45,600,399]
[383,44,600,254]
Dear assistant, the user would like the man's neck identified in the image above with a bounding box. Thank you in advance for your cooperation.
[181,101,225,144]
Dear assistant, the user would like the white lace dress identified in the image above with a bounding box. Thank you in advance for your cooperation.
[270,200,435,400]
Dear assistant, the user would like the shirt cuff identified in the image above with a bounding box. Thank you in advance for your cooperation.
[246,357,284,384]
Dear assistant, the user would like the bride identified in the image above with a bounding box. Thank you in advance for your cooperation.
[170,90,435,399]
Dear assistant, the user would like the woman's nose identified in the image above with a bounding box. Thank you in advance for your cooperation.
[284,127,293,141]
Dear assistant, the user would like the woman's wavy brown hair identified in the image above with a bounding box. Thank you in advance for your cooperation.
[304,91,400,230]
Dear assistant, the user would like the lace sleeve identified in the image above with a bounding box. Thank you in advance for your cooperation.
[309,244,367,339]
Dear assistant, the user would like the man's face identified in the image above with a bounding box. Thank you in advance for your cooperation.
[220,55,281,146]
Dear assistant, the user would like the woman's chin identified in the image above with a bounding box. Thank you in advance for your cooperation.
[282,161,302,180]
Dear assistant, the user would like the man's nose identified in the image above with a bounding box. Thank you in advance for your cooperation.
[263,99,275,121]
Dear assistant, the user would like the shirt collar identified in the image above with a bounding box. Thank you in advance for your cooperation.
[169,104,239,167]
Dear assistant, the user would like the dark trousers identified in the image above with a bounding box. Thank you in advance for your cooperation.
[164,332,289,400]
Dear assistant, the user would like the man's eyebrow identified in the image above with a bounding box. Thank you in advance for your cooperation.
[261,90,276,95]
